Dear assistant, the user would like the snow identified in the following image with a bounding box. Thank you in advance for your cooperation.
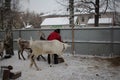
[41,17,69,26]
[41,17,77,26]
[88,18,112,24]
[0,51,120,80]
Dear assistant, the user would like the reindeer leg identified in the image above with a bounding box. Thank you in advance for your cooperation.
[40,55,46,61]
[61,56,68,66]
[49,54,53,67]
[21,49,26,60]
[30,55,40,70]
[30,55,34,68]
[18,50,21,60]
[33,58,40,71]
[37,55,40,61]
[48,54,50,64]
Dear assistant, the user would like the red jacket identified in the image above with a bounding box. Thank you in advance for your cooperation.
[47,31,62,41]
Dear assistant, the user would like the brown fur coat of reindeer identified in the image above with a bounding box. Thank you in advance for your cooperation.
[17,31,46,60]
[17,38,32,60]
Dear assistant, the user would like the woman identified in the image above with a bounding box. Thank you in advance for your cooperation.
[47,29,62,64]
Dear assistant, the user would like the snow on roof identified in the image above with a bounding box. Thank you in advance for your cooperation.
[25,25,32,28]
[88,18,112,24]
[41,17,77,26]
[22,23,33,29]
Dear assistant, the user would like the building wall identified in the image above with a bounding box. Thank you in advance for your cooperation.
[100,12,113,18]
[76,14,94,26]
[76,12,114,27]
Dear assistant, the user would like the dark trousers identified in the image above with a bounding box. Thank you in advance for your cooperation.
[48,54,58,64]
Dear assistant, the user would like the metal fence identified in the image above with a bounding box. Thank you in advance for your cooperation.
[0,27,120,57]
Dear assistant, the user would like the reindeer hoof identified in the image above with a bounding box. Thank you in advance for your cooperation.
[50,65,52,67]
[19,58,21,60]
[37,68,41,71]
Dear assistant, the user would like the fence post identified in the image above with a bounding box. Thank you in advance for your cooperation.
[110,27,114,57]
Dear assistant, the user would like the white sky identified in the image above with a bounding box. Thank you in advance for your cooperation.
[20,0,66,14]
[20,0,120,14]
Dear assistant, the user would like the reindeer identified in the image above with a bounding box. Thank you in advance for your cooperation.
[17,31,46,60]
[17,38,31,60]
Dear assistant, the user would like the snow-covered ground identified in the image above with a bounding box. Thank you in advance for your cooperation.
[0,51,120,80]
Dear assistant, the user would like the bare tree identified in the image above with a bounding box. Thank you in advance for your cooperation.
[0,0,39,58]
[56,0,120,26]
[3,0,14,58]
[95,0,99,27]
[74,0,120,26]
[0,0,4,30]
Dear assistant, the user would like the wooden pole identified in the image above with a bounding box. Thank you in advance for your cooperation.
[69,0,75,55]
[72,24,75,56]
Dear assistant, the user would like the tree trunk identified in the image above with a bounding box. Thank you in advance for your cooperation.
[4,22,14,57]
[4,0,14,58]
[94,0,99,27]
